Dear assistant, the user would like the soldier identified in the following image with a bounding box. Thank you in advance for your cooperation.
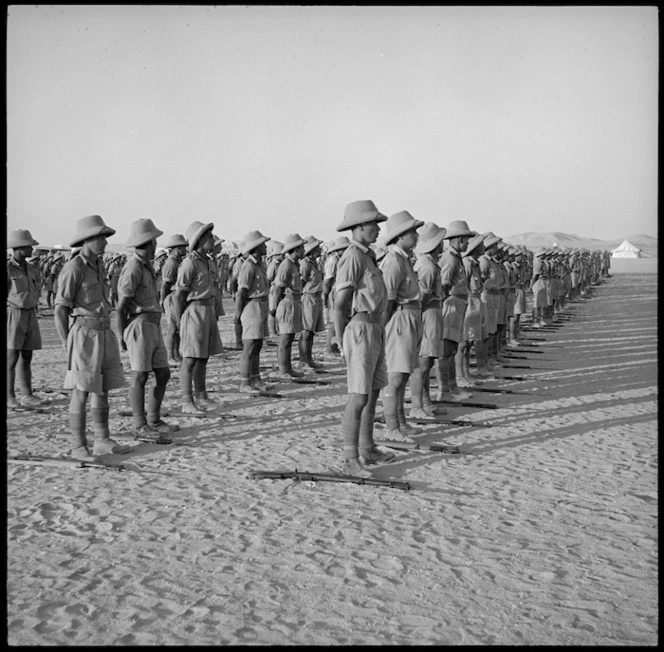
[106,253,124,307]
[333,199,395,477]
[172,221,224,413]
[379,211,425,440]
[209,236,226,322]
[438,220,475,400]
[160,234,188,365]
[54,215,131,459]
[272,233,306,380]
[7,229,44,408]
[455,232,487,388]
[298,236,325,370]
[116,219,179,437]
[229,249,245,348]
[235,230,274,392]
[153,248,167,289]
[48,252,66,309]
[530,248,549,328]
[508,246,529,346]
[409,222,447,418]
[478,232,503,374]
[322,236,350,357]
[265,240,284,340]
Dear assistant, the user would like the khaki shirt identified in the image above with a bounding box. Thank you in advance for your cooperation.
[480,254,502,290]
[335,239,387,316]
[299,256,324,295]
[274,255,302,298]
[238,254,269,299]
[462,256,483,295]
[414,253,443,301]
[161,252,184,289]
[7,256,41,309]
[55,251,112,317]
[381,245,421,303]
[440,248,468,297]
[117,253,161,315]
[175,251,217,302]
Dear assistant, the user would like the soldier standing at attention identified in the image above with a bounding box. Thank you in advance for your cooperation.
[272,233,307,380]
[235,230,274,393]
[265,240,284,340]
[478,232,503,376]
[438,220,474,401]
[408,222,447,418]
[298,236,326,370]
[322,236,350,357]
[455,232,486,388]
[116,219,179,437]
[333,200,396,477]
[54,215,131,459]
[172,221,224,413]
[379,211,425,440]
[159,234,188,366]
[7,229,44,408]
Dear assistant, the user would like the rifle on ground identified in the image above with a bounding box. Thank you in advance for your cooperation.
[375,440,461,454]
[250,469,411,491]
[434,399,498,409]
[8,455,126,471]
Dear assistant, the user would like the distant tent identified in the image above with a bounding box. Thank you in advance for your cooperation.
[611,240,641,258]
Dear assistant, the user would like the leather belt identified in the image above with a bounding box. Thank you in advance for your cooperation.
[351,312,383,324]
[484,288,501,295]
[423,299,443,309]
[132,312,162,324]
[397,302,421,310]
[189,298,214,306]
[75,315,111,330]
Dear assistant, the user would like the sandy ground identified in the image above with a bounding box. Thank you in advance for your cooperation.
[6,271,658,645]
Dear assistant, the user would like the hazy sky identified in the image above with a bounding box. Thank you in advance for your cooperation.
[6,5,659,249]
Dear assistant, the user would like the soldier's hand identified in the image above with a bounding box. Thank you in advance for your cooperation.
[121,339,127,352]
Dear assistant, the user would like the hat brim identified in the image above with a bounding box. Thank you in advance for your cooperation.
[415,230,446,255]
[8,237,39,249]
[443,227,475,240]
[70,226,116,247]
[336,212,388,232]
[282,238,307,253]
[126,227,164,248]
[464,236,486,257]
[385,219,425,245]
[242,236,270,255]
[188,223,214,252]
[304,239,323,254]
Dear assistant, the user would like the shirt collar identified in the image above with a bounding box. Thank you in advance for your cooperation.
[349,238,369,253]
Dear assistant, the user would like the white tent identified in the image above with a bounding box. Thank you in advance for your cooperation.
[611,240,642,258]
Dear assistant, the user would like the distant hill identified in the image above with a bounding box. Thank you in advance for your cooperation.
[506,232,658,258]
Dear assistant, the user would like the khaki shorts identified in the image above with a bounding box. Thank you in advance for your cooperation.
[442,296,467,343]
[343,320,388,395]
[385,307,422,373]
[497,293,508,326]
[180,303,224,358]
[64,322,125,393]
[301,293,325,333]
[419,307,444,358]
[123,316,169,372]
[513,287,526,315]
[240,299,269,340]
[7,307,42,351]
[531,279,547,308]
[481,292,500,335]
[462,295,485,343]
[276,296,302,334]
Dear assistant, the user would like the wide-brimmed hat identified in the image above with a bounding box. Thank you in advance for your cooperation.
[7,229,39,249]
[534,248,547,258]
[282,233,307,254]
[70,215,116,247]
[266,240,284,257]
[372,243,389,262]
[415,222,447,254]
[336,199,388,232]
[242,230,270,255]
[185,221,214,252]
[483,232,502,249]
[304,235,323,255]
[384,211,425,245]
[155,248,167,258]
[326,236,351,254]
[444,220,474,239]
[125,218,163,247]
[464,232,486,257]
[163,233,188,249]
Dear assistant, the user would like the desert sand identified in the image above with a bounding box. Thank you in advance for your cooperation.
[6,269,658,645]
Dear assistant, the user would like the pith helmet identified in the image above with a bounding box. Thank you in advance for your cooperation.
[70,215,116,247]
[336,200,387,232]
[326,236,351,254]
[384,211,425,245]
[7,229,39,249]
[304,235,323,255]
[125,218,164,247]
[444,220,474,239]
[185,221,214,252]
[281,233,307,254]
[242,230,270,255]
[414,222,446,254]
[163,233,188,249]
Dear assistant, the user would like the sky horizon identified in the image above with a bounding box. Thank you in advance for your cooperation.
[6,5,659,249]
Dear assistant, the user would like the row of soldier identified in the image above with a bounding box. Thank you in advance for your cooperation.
[7,208,609,473]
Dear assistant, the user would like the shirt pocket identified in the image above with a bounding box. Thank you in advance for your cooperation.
[81,279,104,303]
[9,271,28,294]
